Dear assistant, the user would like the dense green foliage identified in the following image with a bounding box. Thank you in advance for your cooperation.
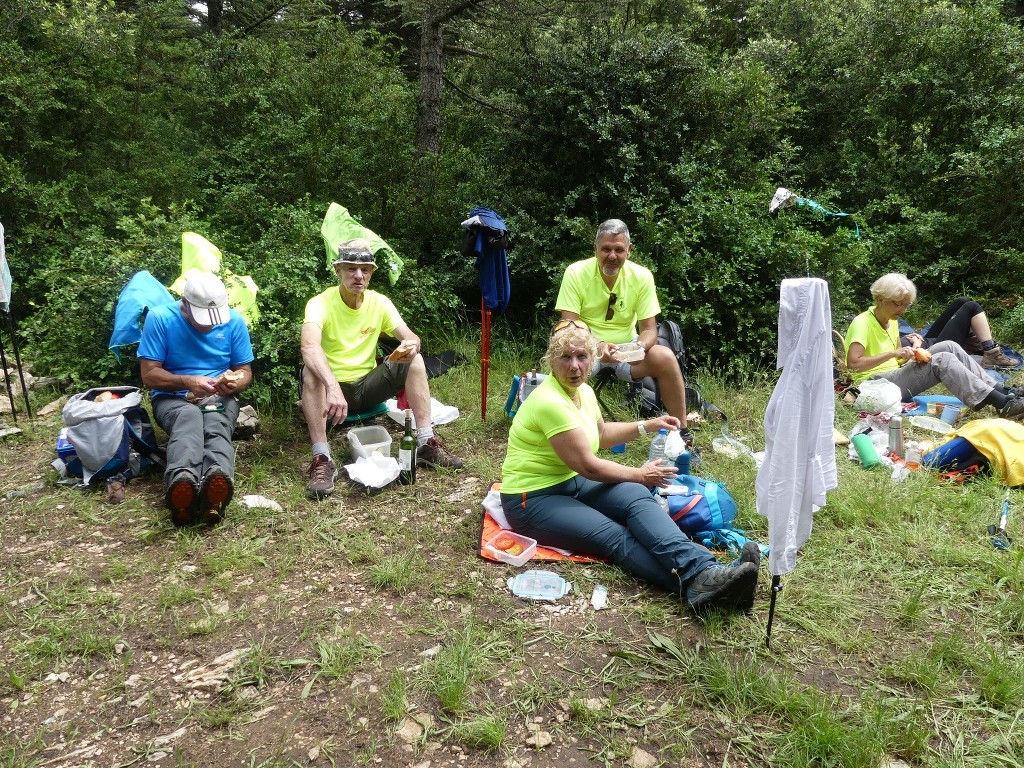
[1,0,1022,397]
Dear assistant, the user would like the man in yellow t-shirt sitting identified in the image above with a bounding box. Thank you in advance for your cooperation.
[555,219,690,432]
[300,239,463,498]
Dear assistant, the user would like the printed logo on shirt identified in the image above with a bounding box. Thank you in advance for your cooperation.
[360,327,376,337]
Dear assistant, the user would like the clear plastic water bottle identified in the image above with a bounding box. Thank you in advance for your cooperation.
[649,428,668,464]
[654,492,669,513]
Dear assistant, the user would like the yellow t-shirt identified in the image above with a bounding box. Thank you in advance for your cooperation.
[844,307,901,384]
[500,375,601,493]
[303,287,402,382]
[554,257,660,344]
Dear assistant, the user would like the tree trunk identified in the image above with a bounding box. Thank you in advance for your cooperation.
[415,13,444,156]
[207,0,223,36]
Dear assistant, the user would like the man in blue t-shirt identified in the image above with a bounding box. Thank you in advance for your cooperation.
[138,273,254,526]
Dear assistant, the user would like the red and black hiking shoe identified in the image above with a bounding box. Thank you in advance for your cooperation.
[166,471,200,527]
[200,466,233,525]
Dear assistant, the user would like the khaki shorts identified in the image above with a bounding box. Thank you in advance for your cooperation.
[338,360,409,414]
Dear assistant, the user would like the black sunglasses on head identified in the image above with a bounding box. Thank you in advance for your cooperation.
[334,248,376,265]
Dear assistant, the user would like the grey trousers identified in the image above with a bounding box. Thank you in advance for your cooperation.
[872,340,994,407]
[152,396,240,487]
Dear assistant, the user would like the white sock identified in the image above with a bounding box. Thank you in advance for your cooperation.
[416,427,434,447]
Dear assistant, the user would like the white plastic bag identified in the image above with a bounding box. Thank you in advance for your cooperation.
[664,429,685,461]
[854,379,902,416]
[344,453,400,488]
[385,397,460,426]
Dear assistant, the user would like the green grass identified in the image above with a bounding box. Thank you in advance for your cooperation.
[3,358,1024,765]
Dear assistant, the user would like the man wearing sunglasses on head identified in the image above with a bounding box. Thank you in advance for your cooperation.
[555,219,690,438]
[299,239,463,499]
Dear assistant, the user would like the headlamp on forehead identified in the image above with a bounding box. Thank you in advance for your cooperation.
[333,246,377,268]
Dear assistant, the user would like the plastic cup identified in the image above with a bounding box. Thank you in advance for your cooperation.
[940,405,961,424]
[852,433,880,468]
[905,442,922,470]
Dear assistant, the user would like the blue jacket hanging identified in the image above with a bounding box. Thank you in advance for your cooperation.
[460,207,511,314]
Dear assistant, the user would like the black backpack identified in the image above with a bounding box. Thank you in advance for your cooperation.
[626,320,724,421]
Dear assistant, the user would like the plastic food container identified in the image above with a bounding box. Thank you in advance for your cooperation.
[484,530,537,567]
[507,569,573,600]
[347,425,392,459]
[908,415,953,435]
[612,342,645,363]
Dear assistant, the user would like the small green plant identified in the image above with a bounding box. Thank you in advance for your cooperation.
[896,580,929,626]
[158,581,203,611]
[380,669,411,722]
[450,714,506,750]
[419,622,496,716]
[367,553,418,593]
[978,646,1024,710]
[315,634,384,681]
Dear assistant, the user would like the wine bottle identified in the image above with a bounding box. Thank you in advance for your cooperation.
[398,409,417,485]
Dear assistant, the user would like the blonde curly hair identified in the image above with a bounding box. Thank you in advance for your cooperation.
[545,320,599,377]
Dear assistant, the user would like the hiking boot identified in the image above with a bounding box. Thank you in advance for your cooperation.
[307,454,338,498]
[686,560,759,613]
[982,345,1016,369]
[998,394,1024,421]
[199,466,233,524]
[166,470,200,527]
[739,541,761,569]
[106,476,126,505]
[416,436,464,469]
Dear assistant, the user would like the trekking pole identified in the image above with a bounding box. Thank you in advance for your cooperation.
[0,324,16,424]
[765,575,782,649]
[4,309,32,419]
[987,489,1012,550]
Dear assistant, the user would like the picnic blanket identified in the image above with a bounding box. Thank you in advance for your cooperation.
[478,483,603,564]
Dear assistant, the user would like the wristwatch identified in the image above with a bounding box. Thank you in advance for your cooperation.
[637,422,647,436]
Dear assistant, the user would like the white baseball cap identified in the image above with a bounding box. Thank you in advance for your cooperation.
[183,272,230,326]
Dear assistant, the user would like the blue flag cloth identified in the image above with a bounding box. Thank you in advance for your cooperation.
[461,207,511,314]
[108,271,176,362]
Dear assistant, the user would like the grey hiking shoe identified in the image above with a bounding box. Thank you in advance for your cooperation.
[306,454,338,498]
[982,345,1016,369]
[998,394,1024,421]
[687,560,759,613]
[739,541,761,569]
[416,437,464,469]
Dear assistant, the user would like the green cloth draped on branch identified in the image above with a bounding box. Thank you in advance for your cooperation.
[769,187,860,239]
[170,232,260,325]
[320,203,403,285]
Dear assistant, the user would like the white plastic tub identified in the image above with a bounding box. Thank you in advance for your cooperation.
[612,342,645,363]
[484,530,537,567]
[347,425,392,459]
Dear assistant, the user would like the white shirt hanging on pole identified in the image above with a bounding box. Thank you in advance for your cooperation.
[0,222,11,311]
[756,277,838,576]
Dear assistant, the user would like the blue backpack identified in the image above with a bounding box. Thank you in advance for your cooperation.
[58,387,165,485]
[659,474,737,534]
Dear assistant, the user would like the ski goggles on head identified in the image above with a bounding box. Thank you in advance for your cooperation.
[333,247,377,268]
[552,319,590,335]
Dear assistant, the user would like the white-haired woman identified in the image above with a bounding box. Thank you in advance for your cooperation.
[499,319,759,612]
[844,273,1023,418]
